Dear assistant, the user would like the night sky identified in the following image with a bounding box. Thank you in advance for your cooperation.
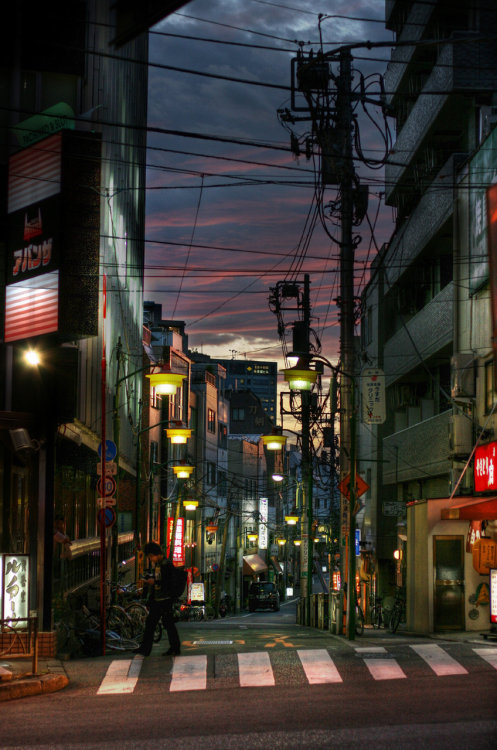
[145,0,393,368]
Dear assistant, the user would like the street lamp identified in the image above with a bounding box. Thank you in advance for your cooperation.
[166,423,191,444]
[282,360,318,391]
[261,427,287,451]
[173,464,194,480]
[146,365,187,395]
[183,498,199,511]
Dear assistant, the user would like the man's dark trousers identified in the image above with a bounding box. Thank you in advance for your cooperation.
[139,598,180,655]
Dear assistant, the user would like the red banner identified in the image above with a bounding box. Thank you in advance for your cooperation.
[166,517,185,565]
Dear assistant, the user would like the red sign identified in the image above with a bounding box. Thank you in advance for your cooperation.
[474,441,497,492]
[97,475,116,498]
[338,473,369,500]
[166,517,185,565]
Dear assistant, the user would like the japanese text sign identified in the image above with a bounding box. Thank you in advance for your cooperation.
[474,441,497,492]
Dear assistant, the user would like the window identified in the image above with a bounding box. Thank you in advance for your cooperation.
[218,423,227,449]
[208,408,216,434]
[232,407,245,421]
[207,462,216,485]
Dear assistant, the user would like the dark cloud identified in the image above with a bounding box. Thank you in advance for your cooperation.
[145,0,392,364]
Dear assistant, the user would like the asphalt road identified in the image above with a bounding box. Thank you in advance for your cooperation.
[2,602,496,749]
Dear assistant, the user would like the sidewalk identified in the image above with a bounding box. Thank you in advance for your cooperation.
[0,657,68,702]
[337,624,497,646]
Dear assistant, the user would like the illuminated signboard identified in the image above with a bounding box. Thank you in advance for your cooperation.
[474,441,497,493]
[491,569,497,625]
[166,517,185,565]
[259,497,268,549]
[1,554,29,627]
[5,130,101,342]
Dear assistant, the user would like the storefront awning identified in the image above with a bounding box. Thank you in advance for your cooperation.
[441,495,497,521]
[243,554,268,575]
[271,556,282,574]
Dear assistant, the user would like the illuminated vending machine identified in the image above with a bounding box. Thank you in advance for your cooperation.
[0,554,29,626]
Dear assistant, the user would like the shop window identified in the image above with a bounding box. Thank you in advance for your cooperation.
[208,408,216,434]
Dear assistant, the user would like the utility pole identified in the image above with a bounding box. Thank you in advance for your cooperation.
[336,49,357,639]
[299,275,313,624]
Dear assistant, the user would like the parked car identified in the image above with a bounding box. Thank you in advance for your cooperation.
[248,581,280,612]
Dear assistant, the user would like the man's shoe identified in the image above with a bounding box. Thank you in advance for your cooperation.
[162,647,181,656]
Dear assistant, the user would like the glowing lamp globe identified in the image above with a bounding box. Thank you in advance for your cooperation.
[183,498,198,511]
[261,434,287,451]
[173,465,194,479]
[285,515,299,525]
[146,369,186,395]
[167,427,191,444]
[293,539,302,546]
[276,538,287,546]
[272,472,284,482]
[247,532,258,543]
[283,366,317,391]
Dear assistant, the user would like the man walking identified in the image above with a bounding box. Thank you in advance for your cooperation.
[133,542,183,657]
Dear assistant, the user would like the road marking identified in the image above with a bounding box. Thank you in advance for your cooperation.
[238,651,275,687]
[355,646,406,680]
[170,655,207,692]
[298,649,342,684]
[97,657,143,694]
[410,644,467,676]
[473,647,497,670]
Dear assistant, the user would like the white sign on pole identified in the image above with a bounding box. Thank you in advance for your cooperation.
[259,497,268,549]
[361,367,386,424]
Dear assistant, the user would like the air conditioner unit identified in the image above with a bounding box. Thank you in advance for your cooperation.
[449,414,473,456]
[451,353,475,399]
[9,428,35,452]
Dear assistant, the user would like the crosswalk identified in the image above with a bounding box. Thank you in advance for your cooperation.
[95,644,497,696]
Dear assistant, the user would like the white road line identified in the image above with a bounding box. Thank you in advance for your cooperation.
[354,647,406,681]
[97,657,143,695]
[297,649,342,684]
[238,651,275,687]
[473,647,497,670]
[410,644,467,676]
[170,655,207,692]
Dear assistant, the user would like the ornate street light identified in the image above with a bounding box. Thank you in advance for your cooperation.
[183,498,199,511]
[146,364,186,395]
[261,427,287,451]
[285,514,299,525]
[166,423,192,444]
[173,464,194,479]
[282,362,317,391]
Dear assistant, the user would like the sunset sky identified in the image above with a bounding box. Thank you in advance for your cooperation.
[144,0,393,369]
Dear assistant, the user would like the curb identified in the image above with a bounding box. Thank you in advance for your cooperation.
[0,671,69,702]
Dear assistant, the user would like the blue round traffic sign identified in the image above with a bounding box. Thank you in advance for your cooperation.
[98,440,117,462]
[98,507,116,528]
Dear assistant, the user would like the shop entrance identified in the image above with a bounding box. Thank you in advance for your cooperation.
[433,535,465,631]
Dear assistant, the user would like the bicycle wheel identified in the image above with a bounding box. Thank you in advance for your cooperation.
[125,602,148,637]
[389,605,402,633]
[107,604,134,639]
[105,632,139,652]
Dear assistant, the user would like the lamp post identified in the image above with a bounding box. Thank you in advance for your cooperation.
[111,348,187,583]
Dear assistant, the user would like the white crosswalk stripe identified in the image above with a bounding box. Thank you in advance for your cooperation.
[410,643,468,676]
[94,643,488,695]
[97,656,144,694]
[473,647,497,670]
[355,646,406,680]
[170,654,207,692]
[238,651,274,687]
[298,648,342,684]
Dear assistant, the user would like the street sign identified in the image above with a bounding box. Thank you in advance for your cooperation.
[98,439,117,462]
[97,475,116,498]
[97,497,116,508]
[361,367,386,424]
[97,461,117,476]
[97,507,117,528]
[338,473,369,500]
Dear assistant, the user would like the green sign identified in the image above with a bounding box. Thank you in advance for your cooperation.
[13,102,75,148]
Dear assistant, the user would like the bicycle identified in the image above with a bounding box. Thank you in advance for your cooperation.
[370,595,389,629]
[125,600,163,643]
[388,588,406,633]
[57,618,139,657]
[355,600,365,636]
